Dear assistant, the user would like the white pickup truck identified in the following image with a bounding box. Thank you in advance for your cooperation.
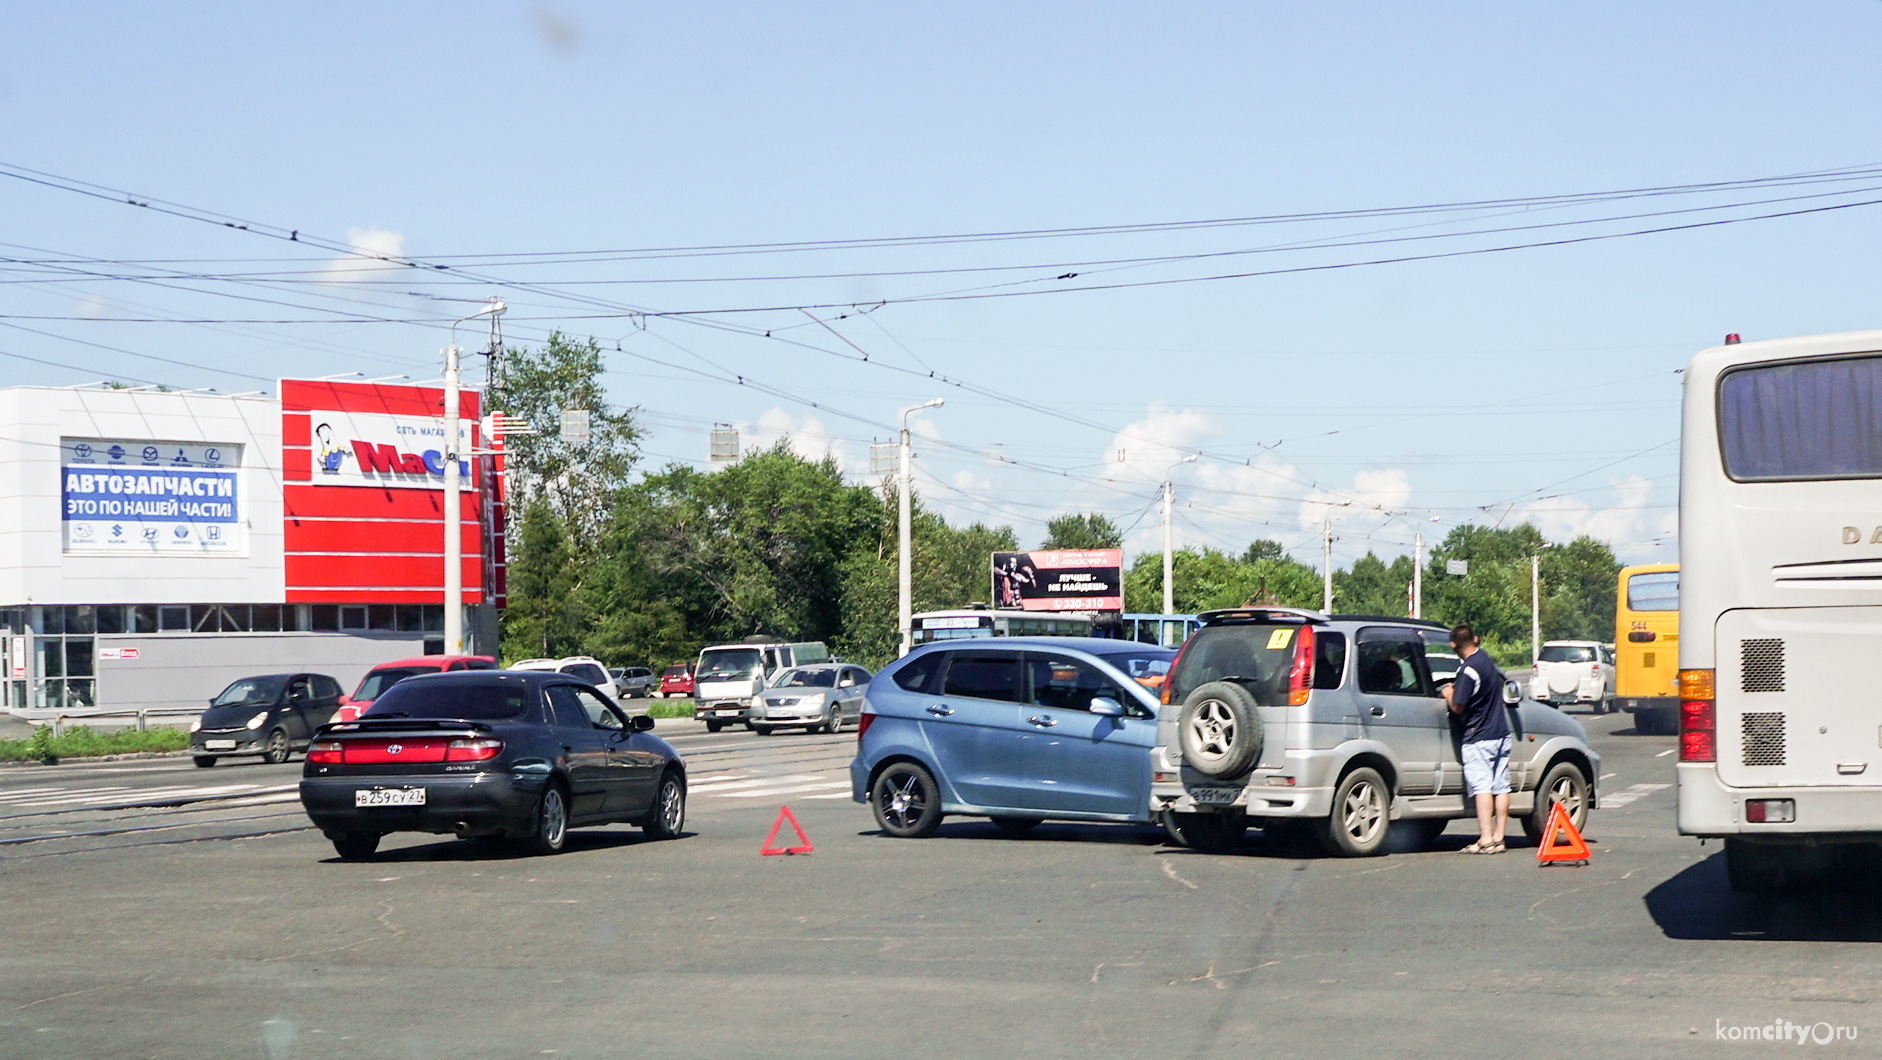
[1527,640,1615,713]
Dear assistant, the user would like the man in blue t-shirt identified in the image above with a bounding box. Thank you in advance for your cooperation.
[1441,623,1511,854]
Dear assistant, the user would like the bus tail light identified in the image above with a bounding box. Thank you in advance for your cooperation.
[1287,626,1315,706]
[1679,669,1715,762]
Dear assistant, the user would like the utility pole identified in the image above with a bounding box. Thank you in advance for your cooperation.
[1531,552,1542,667]
[1323,516,1334,613]
[898,399,944,657]
[1162,454,1196,639]
[442,299,505,656]
[1412,531,1423,620]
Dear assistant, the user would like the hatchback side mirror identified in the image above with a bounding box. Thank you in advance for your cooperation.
[632,714,656,732]
[1089,697,1126,718]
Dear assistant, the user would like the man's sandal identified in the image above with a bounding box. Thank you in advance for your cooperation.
[1460,841,1493,854]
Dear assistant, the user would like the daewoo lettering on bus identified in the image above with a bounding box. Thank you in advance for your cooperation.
[1679,329,1882,890]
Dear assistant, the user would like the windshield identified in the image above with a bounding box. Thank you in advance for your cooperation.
[352,667,432,702]
[775,668,837,688]
[1540,645,1598,663]
[212,676,287,707]
[699,649,762,679]
[361,679,531,721]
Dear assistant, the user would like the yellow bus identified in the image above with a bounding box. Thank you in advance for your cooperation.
[1615,562,1679,733]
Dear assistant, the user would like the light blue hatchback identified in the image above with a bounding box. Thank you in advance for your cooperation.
[849,637,1175,837]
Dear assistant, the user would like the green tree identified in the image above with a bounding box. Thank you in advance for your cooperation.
[1242,538,1288,564]
[502,497,588,660]
[1333,551,1416,616]
[1421,524,1621,664]
[487,332,641,553]
[1041,512,1123,550]
[1123,547,1320,613]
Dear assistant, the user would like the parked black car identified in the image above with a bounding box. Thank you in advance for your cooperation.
[298,670,687,860]
[189,673,345,767]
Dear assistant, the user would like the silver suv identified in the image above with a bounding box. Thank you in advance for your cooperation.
[1150,608,1600,856]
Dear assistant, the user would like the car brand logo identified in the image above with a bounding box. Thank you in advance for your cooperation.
[73,443,92,460]
[387,744,402,755]
[107,444,125,461]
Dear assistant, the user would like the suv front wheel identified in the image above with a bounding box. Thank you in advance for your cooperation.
[1319,766,1390,857]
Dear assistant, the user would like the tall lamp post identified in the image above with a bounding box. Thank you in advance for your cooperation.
[898,398,944,657]
[443,299,505,656]
[1320,499,1352,613]
[1161,454,1198,637]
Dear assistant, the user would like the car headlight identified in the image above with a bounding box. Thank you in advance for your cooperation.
[189,717,202,733]
[246,711,269,730]
[799,692,826,710]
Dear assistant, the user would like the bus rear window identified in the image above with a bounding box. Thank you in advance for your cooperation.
[1719,354,1882,481]
[1627,571,1678,611]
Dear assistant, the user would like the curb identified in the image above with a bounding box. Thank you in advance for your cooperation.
[0,749,194,768]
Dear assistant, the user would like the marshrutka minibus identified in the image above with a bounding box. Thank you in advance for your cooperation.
[1678,329,1882,890]
[1614,563,1679,734]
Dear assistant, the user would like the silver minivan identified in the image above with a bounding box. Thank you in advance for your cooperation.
[1151,608,1600,856]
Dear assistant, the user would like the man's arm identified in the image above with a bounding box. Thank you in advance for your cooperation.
[1446,667,1476,714]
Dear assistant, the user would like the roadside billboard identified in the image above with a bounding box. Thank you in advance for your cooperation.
[990,549,1124,612]
[60,437,244,554]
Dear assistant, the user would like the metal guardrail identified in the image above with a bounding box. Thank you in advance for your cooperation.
[26,707,200,739]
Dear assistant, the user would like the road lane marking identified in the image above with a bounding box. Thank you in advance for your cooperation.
[1602,782,1671,808]
[1655,749,1675,757]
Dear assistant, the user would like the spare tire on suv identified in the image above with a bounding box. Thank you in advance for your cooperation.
[1177,681,1263,779]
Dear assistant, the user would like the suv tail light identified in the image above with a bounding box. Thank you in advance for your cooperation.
[308,740,344,764]
[1678,668,1715,762]
[1287,626,1314,706]
[1161,642,1191,706]
[856,710,876,742]
[444,738,504,762]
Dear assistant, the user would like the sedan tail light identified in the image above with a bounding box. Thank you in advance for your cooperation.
[308,740,344,764]
[1678,668,1716,762]
[445,738,504,762]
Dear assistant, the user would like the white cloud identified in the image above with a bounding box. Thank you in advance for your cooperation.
[1518,475,1677,561]
[739,406,852,471]
[320,227,408,283]
[73,292,111,319]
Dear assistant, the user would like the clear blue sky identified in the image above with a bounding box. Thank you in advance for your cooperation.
[7,3,1882,571]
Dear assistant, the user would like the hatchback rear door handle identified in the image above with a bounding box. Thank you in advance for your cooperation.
[1027,715,1056,727]
[926,705,954,716]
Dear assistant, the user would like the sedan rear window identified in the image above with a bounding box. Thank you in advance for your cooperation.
[363,680,532,721]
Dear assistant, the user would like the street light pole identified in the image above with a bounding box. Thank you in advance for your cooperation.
[1161,454,1197,634]
[1412,532,1423,620]
[1321,499,1352,613]
[1531,552,1542,667]
[443,300,504,656]
[898,398,944,657]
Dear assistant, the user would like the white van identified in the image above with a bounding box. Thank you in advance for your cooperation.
[1677,329,1882,890]
[692,638,830,732]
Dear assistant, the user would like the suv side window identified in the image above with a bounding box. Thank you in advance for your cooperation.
[1356,629,1428,696]
[941,651,1024,703]
[892,652,944,694]
[1025,653,1133,714]
[1313,632,1347,690]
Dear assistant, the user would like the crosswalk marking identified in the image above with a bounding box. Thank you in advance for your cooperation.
[0,782,289,811]
[689,771,851,800]
[1602,782,1671,808]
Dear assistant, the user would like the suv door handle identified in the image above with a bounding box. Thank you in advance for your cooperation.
[925,705,954,717]
[1369,707,1385,717]
[1027,715,1057,727]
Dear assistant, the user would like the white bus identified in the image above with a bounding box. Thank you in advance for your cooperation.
[909,608,1092,646]
[1678,329,1882,890]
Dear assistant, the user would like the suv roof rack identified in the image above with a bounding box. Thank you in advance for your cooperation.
[1196,607,1329,626]
[1330,614,1452,630]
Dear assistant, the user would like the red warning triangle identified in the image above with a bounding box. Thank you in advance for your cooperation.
[760,805,814,856]
[1535,800,1590,864]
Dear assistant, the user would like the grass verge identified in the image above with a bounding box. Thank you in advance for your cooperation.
[639,699,698,720]
[0,725,189,763]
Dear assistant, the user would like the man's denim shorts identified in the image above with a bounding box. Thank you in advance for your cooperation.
[1462,736,1513,796]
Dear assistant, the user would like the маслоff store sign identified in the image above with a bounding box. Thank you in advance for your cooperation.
[61,438,244,554]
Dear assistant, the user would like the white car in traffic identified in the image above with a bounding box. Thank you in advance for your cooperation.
[1527,640,1615,713]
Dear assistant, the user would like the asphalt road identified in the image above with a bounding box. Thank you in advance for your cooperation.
[1,710,1878,1059]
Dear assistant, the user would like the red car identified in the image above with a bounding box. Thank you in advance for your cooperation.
[335,655,498,722]
[657,664,695,699]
